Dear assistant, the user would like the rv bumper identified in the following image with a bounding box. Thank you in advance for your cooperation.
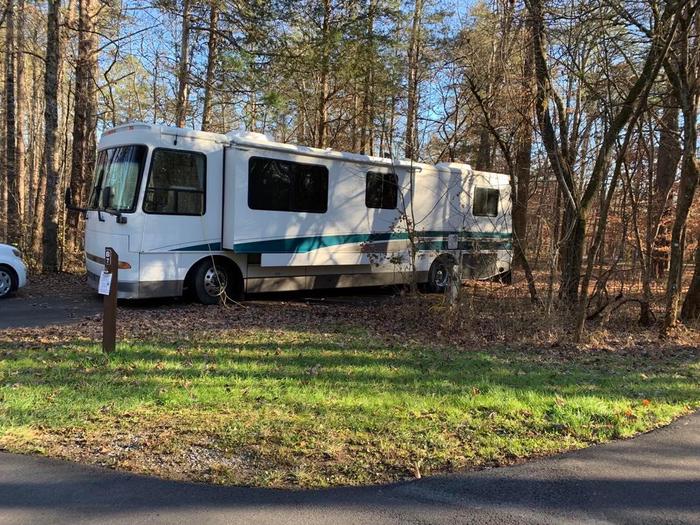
[87,271,140,299]
[87,271,182,299]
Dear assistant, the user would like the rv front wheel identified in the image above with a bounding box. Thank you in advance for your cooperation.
[193,260,230,305]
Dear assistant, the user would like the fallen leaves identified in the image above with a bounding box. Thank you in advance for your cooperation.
[2,272,699,364]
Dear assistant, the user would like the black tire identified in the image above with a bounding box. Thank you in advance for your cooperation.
[192,259,231,305]
[426,255,455,293]
[0,265,18,299]
[498,269,513,285]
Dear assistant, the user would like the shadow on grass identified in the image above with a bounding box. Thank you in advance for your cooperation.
[1,334,698,430]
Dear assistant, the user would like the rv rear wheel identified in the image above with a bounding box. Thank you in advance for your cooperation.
[497,269,512,285]
[193,260,230,305]
[426,255,455,293]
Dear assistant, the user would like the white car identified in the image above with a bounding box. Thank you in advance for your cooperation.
[0,243,27,298]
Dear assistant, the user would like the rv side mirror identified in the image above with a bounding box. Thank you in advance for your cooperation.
[64,187,87,214]
[101,186,112,209]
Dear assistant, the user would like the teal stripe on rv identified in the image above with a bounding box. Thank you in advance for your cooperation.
[232,231,512,254]
[170,242,222,252]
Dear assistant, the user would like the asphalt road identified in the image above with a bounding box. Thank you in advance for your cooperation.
[0,411,698,525]
[0,293,101,329]
[0,283,396,329]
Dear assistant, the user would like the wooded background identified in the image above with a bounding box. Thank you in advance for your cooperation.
[0,0,698,337]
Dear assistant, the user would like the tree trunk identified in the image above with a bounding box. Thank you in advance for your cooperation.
[359,0,375,155]
[351,85,359,151]
[512,32,534,268]
[404,0,423,160]
[651,95,681,278]
[663,138,698,331]
[528,0,579,304]
[40,0,62,272]
[83,17,98,206]
[5,0,19,247]
[512,130,531,265]
[201,1,219,132]
[316,0,331,149]
[27,40,43,255]
[0,44,5,243]
[680,234,700,322]
[15,0,27,250]
[662,3,699,333]
[175,0,191,128]
[475,128,491,170]
[558,205,586,304]
[68,0,97,255]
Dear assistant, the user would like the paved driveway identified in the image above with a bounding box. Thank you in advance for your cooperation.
[0,411,698,524]
[0,274,101,329]
[0,293,101,329]
[0,277,396,330]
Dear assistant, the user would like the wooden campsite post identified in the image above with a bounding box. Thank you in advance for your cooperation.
[102,247,118,354]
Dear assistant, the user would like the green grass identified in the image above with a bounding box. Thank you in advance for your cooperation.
[0,329,698,487]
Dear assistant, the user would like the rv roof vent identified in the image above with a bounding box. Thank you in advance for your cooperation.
[103,122,152,136]
[227,130,272,143]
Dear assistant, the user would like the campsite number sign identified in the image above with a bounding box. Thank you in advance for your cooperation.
[101,247,118,354]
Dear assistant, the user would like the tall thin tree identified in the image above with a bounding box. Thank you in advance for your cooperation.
[40,0,62,271]
[201,0,219,132]
[404,0,423,160]
[175,0,191,128]
[68,0,98,254]
[5,0,19,247]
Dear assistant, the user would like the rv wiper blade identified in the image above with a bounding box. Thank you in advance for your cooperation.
[102,208,128,224]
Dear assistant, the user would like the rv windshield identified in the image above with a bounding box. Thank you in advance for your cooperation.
[89,145,148,212]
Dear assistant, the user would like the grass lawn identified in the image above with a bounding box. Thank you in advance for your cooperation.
[0,326,698,488]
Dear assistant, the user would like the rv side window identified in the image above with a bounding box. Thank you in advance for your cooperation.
[248,157,328,213]
[473,187,499,217]
[143,149,206,215]
[365,172,398,209]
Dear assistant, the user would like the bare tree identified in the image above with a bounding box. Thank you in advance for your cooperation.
[526,0,680,324]
[4,0,19,247]
[15,0,27,248]
[460,9,540,304]
[650,91,681,278]
[404,0,423,160]
[175,0,191,128]
[40,0,62,271]
[201,0,219,132]
[662,0,700,331]
[67,0,99,254]
[315,0,331,148]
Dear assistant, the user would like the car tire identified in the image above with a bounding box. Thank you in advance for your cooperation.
[426,255,455,293]
[0,265,18,299]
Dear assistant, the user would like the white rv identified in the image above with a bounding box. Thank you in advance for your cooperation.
[77,122,512,303]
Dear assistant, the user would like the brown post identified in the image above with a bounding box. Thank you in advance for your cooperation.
[102,247,118,353]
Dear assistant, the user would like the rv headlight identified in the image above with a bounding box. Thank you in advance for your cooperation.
[11,248,22,259]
